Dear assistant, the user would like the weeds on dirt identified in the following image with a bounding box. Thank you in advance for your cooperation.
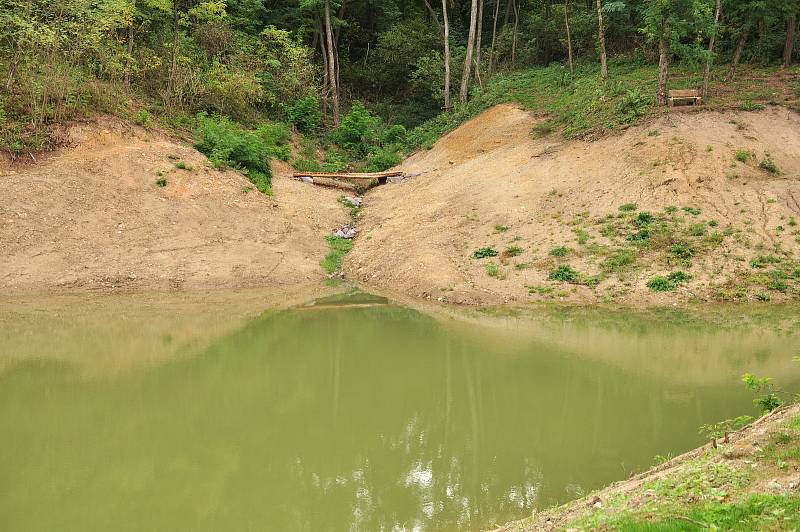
[485,262,505,279]
[155,177,167,187]
[549,246,569,257]
[735,149,752,163]
[759,153,780,174]
[321,235,354,274]
[472,247,499,259]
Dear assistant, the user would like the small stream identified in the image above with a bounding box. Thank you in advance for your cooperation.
[1,292,799,531]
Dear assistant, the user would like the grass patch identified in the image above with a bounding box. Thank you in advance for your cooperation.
[549,246,569,257]
[472,247,499,259]
[321,235,354,274]
[735,149,752,163]
[647,276,676,292]
[155,177,167,187]
[759,153,780,174]
[619,203,638,212]
[504,245,524,257]
[485,262,505,279]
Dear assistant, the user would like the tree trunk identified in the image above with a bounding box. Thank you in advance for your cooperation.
[422,0,443,32]
[511,0,519,66]
[784,13,796,68]
[460,0,479,102]
[727,29,748,81]
[596,0,607,81]
[702,0,721,99]
[124,22,135,88]
[442,0,451,109]
[656,18,671,106]
[324,0,339,126]
[489,0,500,75]
[564,0,574,74]
[167,2,180,106]
[317,16,329,116]
[474,0,484,88]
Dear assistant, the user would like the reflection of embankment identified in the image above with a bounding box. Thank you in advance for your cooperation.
[430,306,800,387]
[0,287,329,377]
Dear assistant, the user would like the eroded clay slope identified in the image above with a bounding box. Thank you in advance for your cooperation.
[0,117,348,293]
[347,104,800,305]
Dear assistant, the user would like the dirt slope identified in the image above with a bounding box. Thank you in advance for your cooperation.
[0,117,347,293]
[347,104,800,305]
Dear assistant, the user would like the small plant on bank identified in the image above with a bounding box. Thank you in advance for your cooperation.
[664,205,678,214]
[155,177,167,187]
[735,149,752,163]
[682,206,701,216]
[504,245,524,257]
[472,247,499,259]
[750,255,781,269]
[740,100,765,111]
[485,262,505,279]
[634,211,654,227]
[670,243,694,260]
[602,249,636,272]
[549,246,569,257]
[647,276,676,292]
[619,203,637,212]
[667,270,692,284]
[759,153,780,174]
[321,235,354,274]
[548,265,580,283]
[494,224,509,233]
[175,161,190,170]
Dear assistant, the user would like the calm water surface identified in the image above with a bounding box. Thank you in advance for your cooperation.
[1,293,799,531]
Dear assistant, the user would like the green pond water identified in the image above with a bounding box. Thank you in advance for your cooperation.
[1,293,799,531]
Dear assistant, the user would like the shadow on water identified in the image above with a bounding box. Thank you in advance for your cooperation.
[1,294,799,531]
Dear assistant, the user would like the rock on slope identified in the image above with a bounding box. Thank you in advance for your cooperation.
[346,104,800,305]
[0,117,348,293]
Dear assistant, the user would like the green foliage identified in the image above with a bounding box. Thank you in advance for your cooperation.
[321,235,354,274]
[667,271,692,284]
[602,249,636,272]
[485,262,504,279]
[504,245,524,257]
[647,276,676,292]
[332,102,381,158]
[742,373,782,413]
[365,147,401,172]
[616,88,650,123]
[759,153,780,174]
[155,177,167,187]
[619,203,638,212]
[549,265,580,283]
[682,206,701,216]
[472,247,499,259]
[285,96,322,132]
[634,211,654,227]
[549,246,569,257]
[735,149,752,162]
[194,113,288,194]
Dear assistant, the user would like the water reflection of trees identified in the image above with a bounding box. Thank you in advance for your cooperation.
[4,303,796,531]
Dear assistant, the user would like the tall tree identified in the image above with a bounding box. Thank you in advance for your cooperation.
[474,0,484,87]
[442,0,451,108]
[489,0,500,75]
[324,0,339,125]
[596,0,608,81]
[702,0,721,99]
[564,0,574,74]
[656,17,671,106]
[784,12,796,68]
[460,0,479,102]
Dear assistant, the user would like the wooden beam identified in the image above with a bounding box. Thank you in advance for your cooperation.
[292,171,403,181]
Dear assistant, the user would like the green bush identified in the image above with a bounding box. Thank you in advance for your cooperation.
[647,276,676,292]
[548,265,580,283]
[194,113,287,195]
[549,246,569,257]
[634,211,654,227]
[365,147,401,172]
[472,247,499,259]
[667,271,692,284]
[616,88,650,124]
[332,102,381,158]
[285,95,322,132]
[602,249,636,272]
[619,203,637,212]
[759,153,780,174]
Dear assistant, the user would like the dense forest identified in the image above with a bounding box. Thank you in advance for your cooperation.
[0,0,798,187]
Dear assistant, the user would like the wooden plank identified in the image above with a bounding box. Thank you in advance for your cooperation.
[292,171,404,181]
[668,89,700,98]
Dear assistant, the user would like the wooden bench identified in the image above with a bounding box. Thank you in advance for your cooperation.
[668,89,702,107]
